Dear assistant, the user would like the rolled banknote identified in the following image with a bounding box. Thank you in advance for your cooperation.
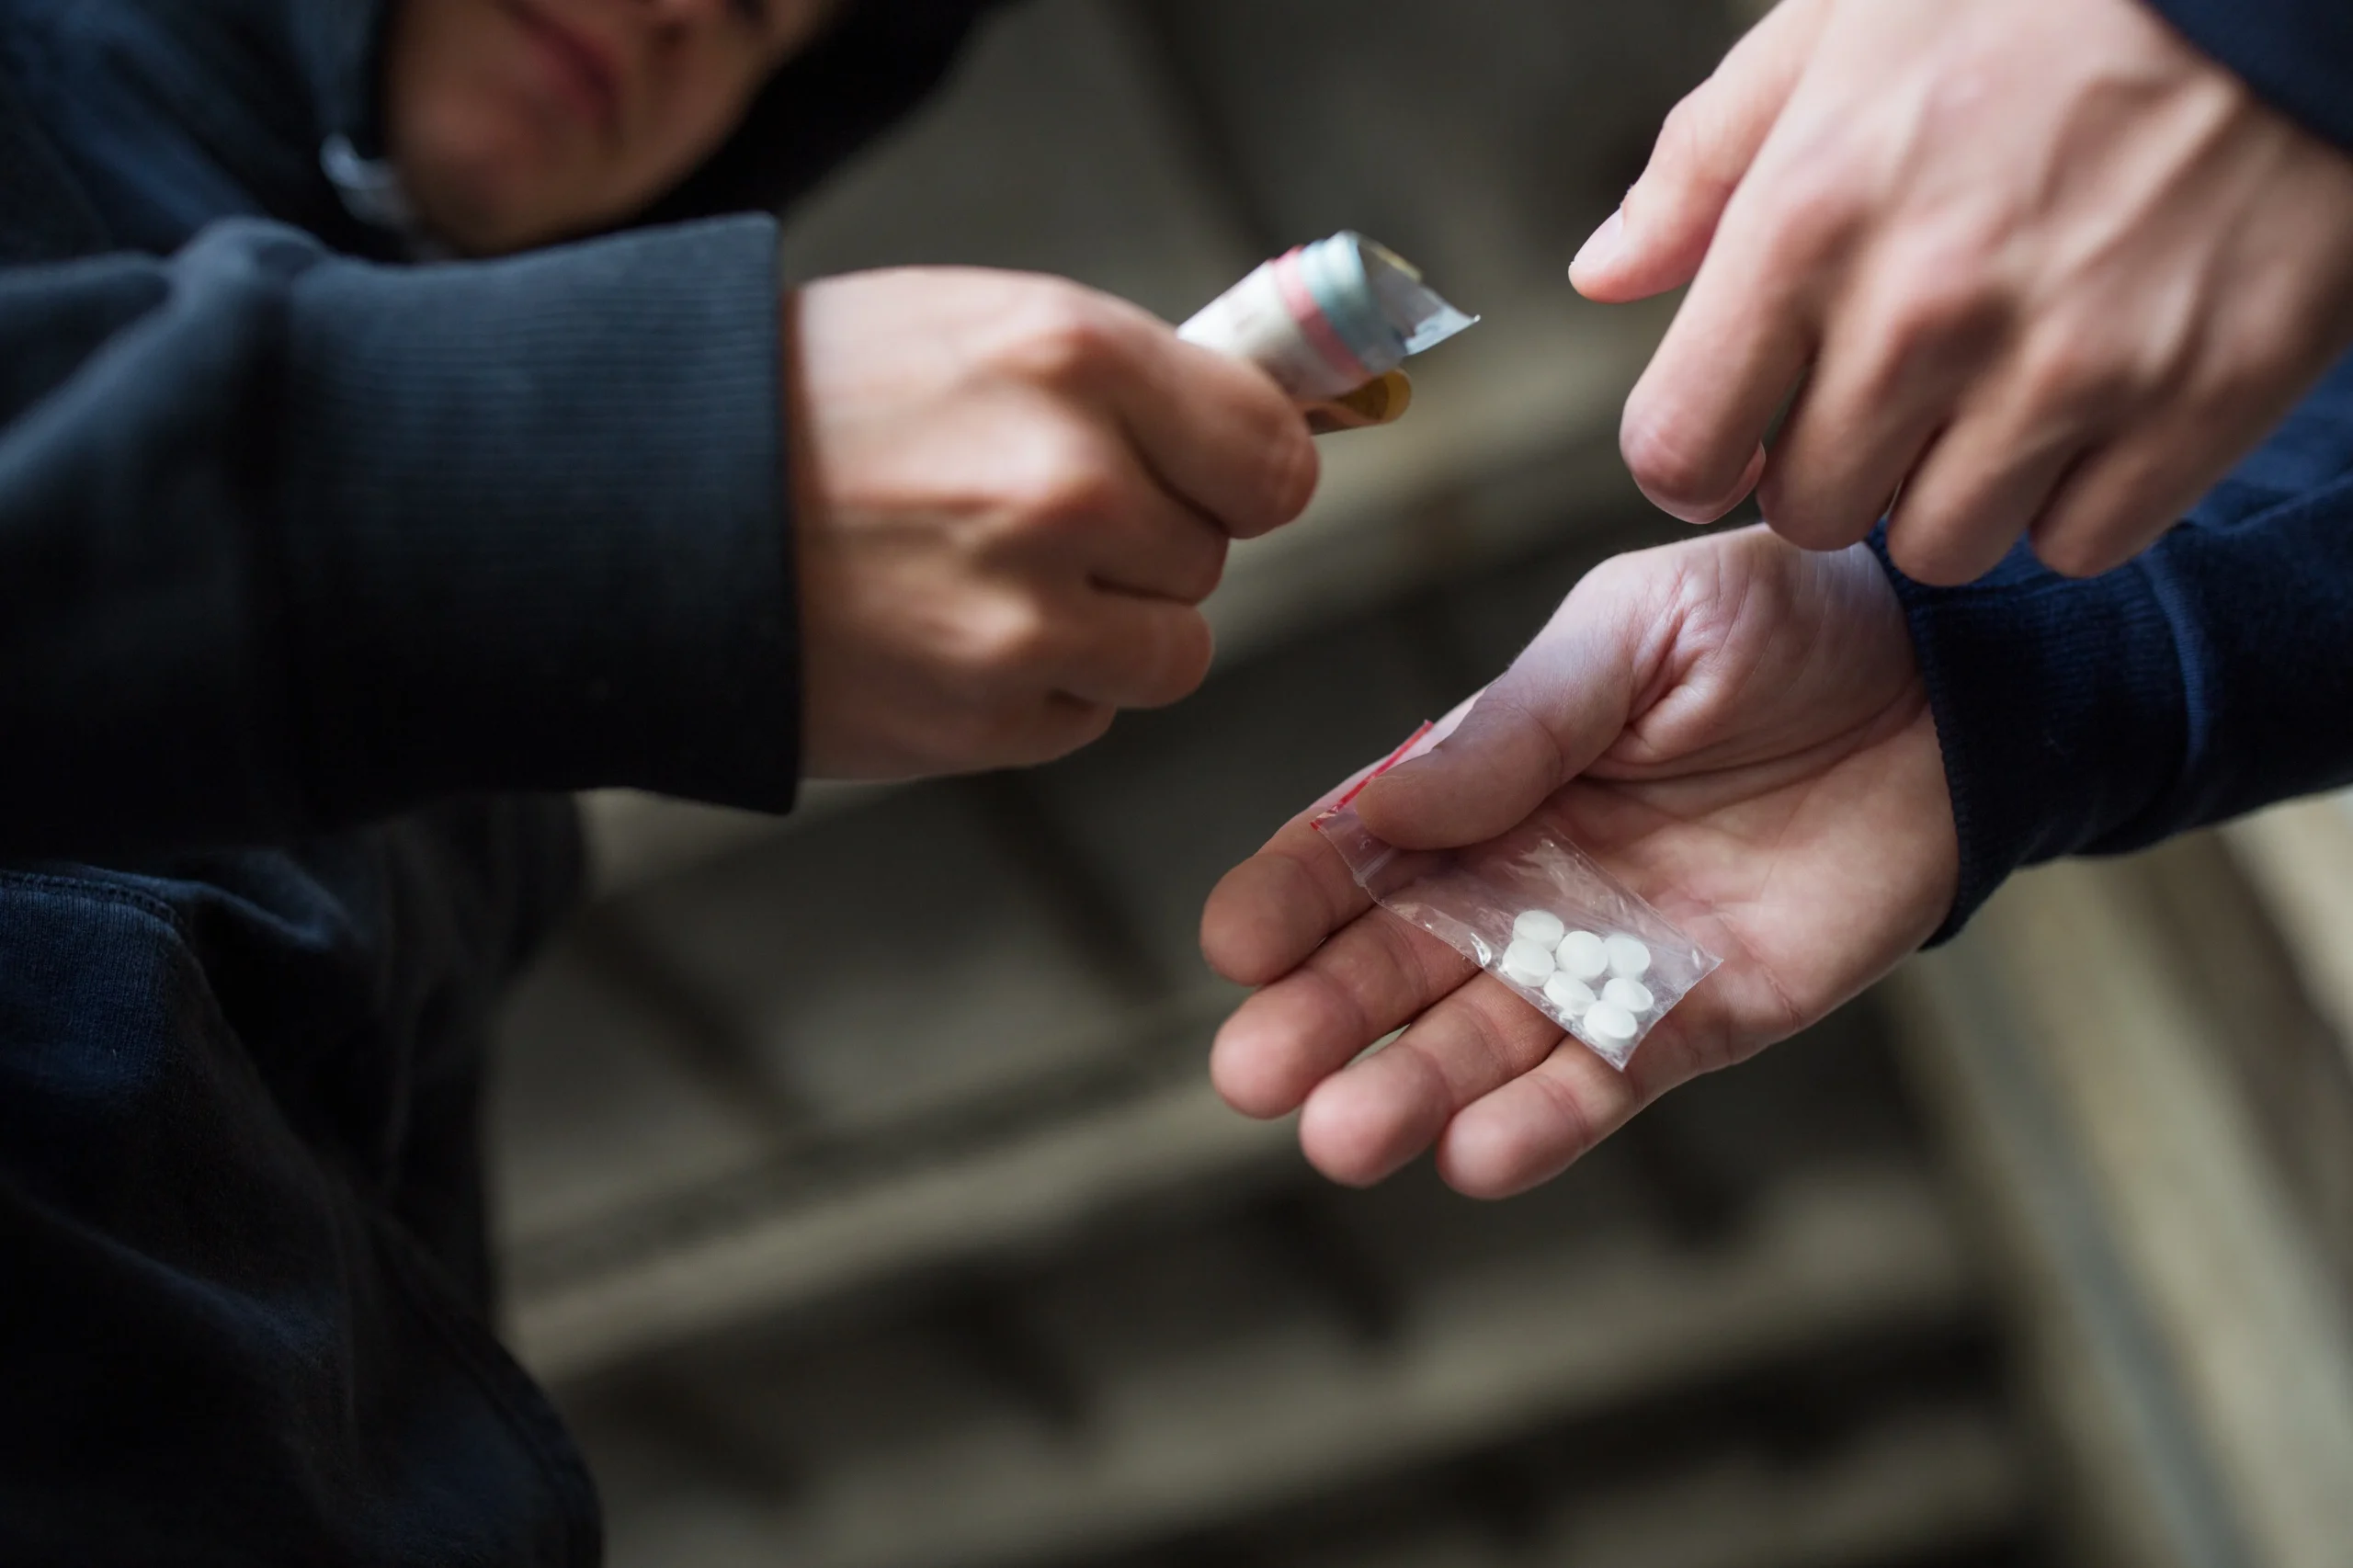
[1179,232,1477,429]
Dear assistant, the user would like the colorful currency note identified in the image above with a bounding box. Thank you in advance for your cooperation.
[1179,232,1478,427]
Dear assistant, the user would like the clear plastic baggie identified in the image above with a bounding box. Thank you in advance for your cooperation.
[1313,733,1721,1070]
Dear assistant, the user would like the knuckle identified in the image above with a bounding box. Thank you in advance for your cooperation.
[1884,518,1984,587]
[1662,75,1752,189]
[1621,406,1731,508]
[1751,154,1869,270]
[961,596,1059,676]
[1003,430,1124,528]
[1652,91,1711,180]
[1877,265,2004,362]
[1005,290,1124,388]
[2018,327,2139,421]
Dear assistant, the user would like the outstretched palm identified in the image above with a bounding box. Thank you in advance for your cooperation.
[1199,527,1958,1198]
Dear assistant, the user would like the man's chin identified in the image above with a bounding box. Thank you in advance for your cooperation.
[402,138,579,256]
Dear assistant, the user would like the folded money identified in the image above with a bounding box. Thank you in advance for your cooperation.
[1180,233,1477,428]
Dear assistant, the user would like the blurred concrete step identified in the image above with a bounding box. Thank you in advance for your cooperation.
[1889,838,2353,1568]
[1267,1407,2026,1568]
[506,1003,1291,1382]
[581,1161,1977,1568]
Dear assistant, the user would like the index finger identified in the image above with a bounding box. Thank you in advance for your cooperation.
[1617,107,1841,523]
[1101,304,1324,540]
[1573,0,1832,305]
[1620,241,1807,523]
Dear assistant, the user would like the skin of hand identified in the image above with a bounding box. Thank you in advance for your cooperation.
[1199,527,1957,1199]
[1572,0,2353,586]
[389,0,841,255]
[789,268,1320,779]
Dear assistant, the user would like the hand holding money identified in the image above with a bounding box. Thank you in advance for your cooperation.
[789,267,1319,780]
[787,243,1467,783]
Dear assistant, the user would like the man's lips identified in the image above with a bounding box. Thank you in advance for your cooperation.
[504,0,622,135]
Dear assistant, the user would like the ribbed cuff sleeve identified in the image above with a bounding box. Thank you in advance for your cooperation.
[278,215,800,823]
[1870,533,2189,943]
[1876,343,2353,944]
[2142,0,2353,154]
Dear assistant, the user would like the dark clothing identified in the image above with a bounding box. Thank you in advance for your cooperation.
[0,808,598,1566]
[1882,351,2353,938]
[0,0,993,855]
[2145,0,2353,155]
[0,0,998,1562]
[1888,0,2353,937]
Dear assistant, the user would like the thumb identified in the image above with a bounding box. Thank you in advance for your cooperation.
[1354,584,1645,849]
[1572,0,1830,303]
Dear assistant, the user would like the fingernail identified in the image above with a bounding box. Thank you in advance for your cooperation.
[1571,210,1624,277]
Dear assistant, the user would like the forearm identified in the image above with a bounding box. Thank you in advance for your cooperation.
[0,216,799,859]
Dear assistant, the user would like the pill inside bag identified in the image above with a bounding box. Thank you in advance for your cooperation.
[1315,795,1722,1069]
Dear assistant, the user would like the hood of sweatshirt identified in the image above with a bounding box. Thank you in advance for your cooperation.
[0,0,1003,256]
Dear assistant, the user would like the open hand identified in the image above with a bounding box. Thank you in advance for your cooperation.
[1574,0,2353,585]
[1200,528,1958,1197]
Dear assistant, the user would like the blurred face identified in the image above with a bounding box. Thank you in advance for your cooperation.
[387,0,835,255]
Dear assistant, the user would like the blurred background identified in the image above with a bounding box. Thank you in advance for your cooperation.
[487,3,2353,1564]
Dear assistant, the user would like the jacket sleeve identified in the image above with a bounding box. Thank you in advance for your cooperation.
[1878,350,2353,940]
[2141,0,2353,153]
[0,213,800,860]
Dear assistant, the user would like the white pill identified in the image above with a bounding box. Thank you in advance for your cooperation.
[1605,935,1653,979]
[1499,939,1557,986]
[1512,909,1566,948]
[1543,973,1597,1017]
[1556,930,1609,981]
[1603,976,1654,1014]
[1583,1002,1639,1045]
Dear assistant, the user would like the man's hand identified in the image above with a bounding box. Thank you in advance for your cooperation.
[1574,0,2353,585]
[788,269,1319,778]
[1199,528,1958,1198]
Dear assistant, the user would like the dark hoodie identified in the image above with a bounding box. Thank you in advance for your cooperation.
[0,0,1008,850]
[0,1,994,1562]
